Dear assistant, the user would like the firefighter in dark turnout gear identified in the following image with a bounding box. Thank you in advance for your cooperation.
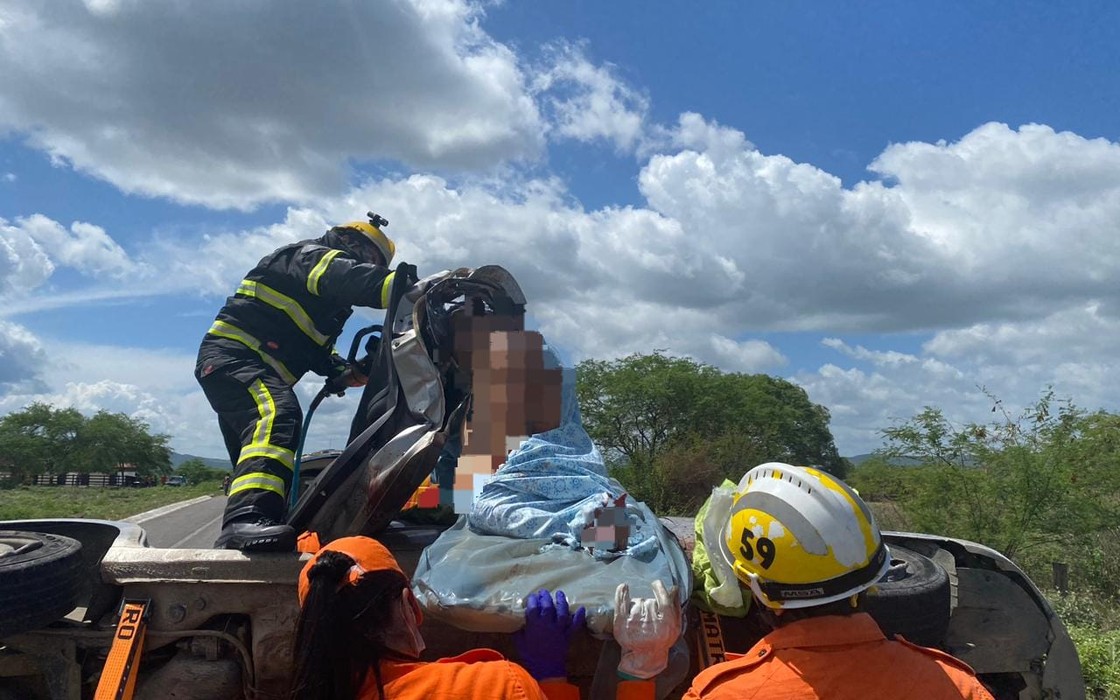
[197,213,398,551]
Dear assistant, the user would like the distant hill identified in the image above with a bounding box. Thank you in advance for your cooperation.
[847,453,927,467]
[170,451,230,471]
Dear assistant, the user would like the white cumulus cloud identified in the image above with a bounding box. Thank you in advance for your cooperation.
[0,320,49,392]
[13,214,140,279]
[0,0,546,209]
[0,218,55,295]
[532,42,650,153]
[0,215,148,316]
[6,119,1120,454]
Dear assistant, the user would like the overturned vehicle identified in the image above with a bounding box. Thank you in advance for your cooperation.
[0,264,1086,699]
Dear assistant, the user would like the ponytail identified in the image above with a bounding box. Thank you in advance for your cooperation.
[291,551,354,700]
[290,552,410,700]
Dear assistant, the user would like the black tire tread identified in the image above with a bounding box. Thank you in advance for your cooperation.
[863,543,951,647]
[0,530,84,638]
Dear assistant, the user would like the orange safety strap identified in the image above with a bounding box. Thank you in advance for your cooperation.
[695,610,727,669]
[94,599,150,700]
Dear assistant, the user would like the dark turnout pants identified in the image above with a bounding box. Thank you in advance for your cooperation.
[196,348,302,527]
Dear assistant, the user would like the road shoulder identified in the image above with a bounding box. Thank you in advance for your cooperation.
[124,495,213,524]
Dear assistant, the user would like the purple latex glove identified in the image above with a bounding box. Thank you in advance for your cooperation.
[513,588,587,681]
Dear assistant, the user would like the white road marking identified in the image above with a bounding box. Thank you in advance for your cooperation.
[170,511,225,549]
[125,495,213,524]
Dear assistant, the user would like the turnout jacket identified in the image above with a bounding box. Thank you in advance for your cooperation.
[203,230,396,384]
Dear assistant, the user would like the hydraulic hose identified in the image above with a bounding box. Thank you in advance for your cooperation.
[289,386,330,508]
[288,322,381,508]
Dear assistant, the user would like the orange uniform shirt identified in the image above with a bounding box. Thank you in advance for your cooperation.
[359,648,655,700]
[359,649,578,700]
[684,613,995,700]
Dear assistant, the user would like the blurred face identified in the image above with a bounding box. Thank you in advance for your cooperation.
[449,311,563,507]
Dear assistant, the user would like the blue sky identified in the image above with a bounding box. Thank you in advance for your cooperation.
[2,0,1119,459]
[488,1,1120,186]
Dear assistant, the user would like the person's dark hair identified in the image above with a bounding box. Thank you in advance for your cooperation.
[290,551,411,700]
[759,593,865,630]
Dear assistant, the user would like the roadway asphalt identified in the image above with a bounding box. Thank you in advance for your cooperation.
[138,494,227,548]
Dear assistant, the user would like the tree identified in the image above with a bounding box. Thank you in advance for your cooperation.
[82,410,172,478]
[0,403,172,485]
[577,353,726,468]
[717,373,847,474]
[0,403,85,484]
[877,391,1120,561]
[575,352,846,514]
[176,458,226,484]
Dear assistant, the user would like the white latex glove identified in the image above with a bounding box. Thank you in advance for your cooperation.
[613,580,682,680]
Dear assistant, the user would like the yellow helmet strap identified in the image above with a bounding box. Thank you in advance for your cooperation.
[754,541,887,605]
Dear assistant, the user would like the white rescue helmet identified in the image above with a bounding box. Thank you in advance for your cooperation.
[716,462,889,610]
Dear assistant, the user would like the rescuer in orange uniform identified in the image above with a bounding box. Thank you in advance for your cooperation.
[683,463,996,700]
[291,536,679,700]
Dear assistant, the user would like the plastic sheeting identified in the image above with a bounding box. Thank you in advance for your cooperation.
[690,480,750,617]
[412,512,692,637]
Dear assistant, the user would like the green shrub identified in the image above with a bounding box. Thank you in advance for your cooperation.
[848,457,923,502]
[1067,623,1120,699]
[1050,590,1119,628]
[1049,591,1120,699]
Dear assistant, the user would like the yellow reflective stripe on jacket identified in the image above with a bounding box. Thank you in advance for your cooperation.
[233,380,296,470]
[236,279,330,346]
[306,249,342,297]
[380,271,396,308]
[206,320,298,385]
[228,472,286,498]
[237,445,295,469]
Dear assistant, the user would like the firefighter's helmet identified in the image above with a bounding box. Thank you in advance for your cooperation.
[717,462,889,609]
[338,212,395,265]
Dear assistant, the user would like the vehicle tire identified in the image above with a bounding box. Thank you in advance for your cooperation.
[0,530,83,638]
[863,543,951,647]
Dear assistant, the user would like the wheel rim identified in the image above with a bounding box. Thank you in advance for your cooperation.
[0,535,43,560]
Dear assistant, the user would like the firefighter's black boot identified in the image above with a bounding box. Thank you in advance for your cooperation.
[214,516,296,552]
